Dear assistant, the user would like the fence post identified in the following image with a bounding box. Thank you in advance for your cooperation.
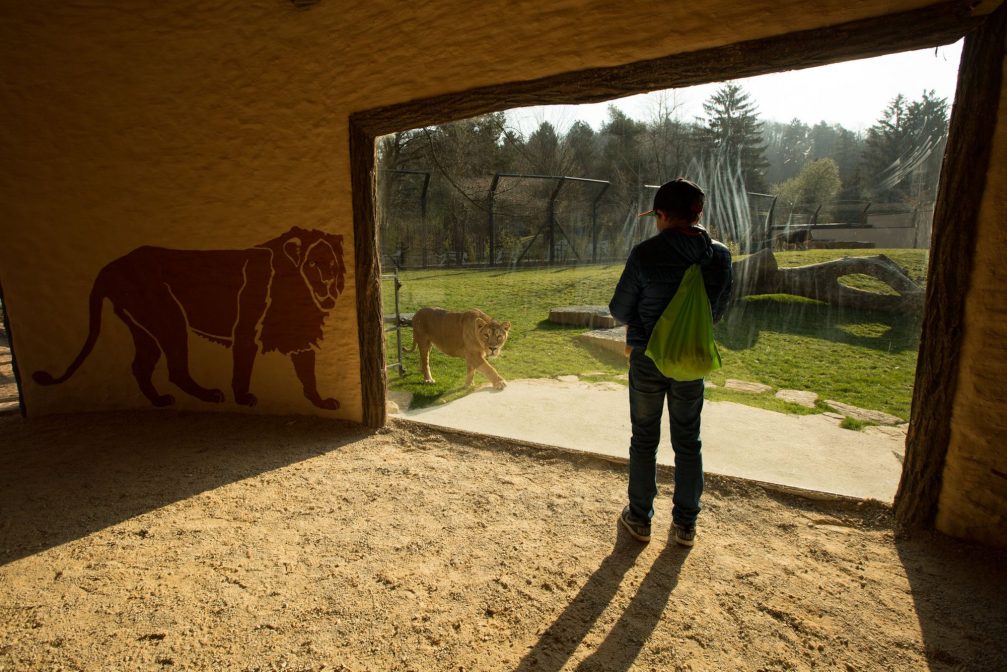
[420,173,429,268]
[488,174,502,267]
[547,177,566,265]
[591,182,609,263]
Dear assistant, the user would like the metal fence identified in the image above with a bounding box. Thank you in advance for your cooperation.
[377,171,934,269]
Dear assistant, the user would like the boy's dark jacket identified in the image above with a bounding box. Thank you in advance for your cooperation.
[608,225,733,349]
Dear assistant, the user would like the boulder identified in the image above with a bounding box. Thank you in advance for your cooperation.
[824,400,903,426]
[549,306,619,329]
[725,379,773,394]
[577,326,628,356]
[775,389,819,408]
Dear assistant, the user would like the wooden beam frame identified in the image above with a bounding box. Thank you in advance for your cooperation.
[350,1,985,448]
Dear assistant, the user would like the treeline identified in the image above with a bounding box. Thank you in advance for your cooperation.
[377,85,949,266]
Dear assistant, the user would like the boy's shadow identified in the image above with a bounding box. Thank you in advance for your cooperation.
[515,525,690,672]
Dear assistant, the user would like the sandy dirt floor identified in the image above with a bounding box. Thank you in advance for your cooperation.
[1,410,1006,672]
[0,322,19,411]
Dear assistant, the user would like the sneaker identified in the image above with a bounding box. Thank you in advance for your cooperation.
[673,523,696,547]
[619,506,651,542]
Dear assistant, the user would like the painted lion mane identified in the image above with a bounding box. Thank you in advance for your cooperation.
[256,227,346,355]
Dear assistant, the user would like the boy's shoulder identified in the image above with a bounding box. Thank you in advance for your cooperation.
[709,239,732,261]
[710,239,731,251]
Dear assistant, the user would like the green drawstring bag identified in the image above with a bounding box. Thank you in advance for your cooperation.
[644,264,722,381]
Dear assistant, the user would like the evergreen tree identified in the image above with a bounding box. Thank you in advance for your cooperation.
[497,128,525,174]
[904,90,950,202]
[600,106,648,218]
[564,120,599,178]
[523,121,563,176]
[700,84,770,192]
[833,127,866,201]
[780,118,811,182]
[601,106,647,175]
[863,94,911,201]
[761,120,789,186]
[862,91,948,202]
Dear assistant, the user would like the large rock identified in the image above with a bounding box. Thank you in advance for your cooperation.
[578,326,628,356]
[549,306,619,329]
[824,400,903,426]
[725,379,773,394]
[775,389,819,408]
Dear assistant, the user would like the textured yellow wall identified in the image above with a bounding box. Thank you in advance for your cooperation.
[936,49,1007,547]
[0,0,963,421]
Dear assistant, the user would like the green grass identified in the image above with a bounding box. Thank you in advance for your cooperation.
[383,249,928,419]
[839,417,876,431]
[384,265,630,407]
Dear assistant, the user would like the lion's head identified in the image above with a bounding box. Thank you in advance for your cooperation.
[281,233,345,312]
[476,317,511,358]
[258,227,346,354]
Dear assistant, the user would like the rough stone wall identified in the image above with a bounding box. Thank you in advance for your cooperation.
[936,49,1007,548]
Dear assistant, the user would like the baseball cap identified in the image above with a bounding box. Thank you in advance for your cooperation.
[639,178,705,217]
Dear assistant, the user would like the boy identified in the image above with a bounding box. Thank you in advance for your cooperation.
[608,178,732,546]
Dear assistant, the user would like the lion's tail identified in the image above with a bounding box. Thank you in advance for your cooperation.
[32,270,109,386]
[405,318,418,353]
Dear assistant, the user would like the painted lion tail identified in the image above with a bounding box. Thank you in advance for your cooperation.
[32,271,108,386]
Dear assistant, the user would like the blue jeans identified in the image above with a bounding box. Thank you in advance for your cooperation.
[627,348,705,528]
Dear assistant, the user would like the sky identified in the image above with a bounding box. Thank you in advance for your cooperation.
[506,41,963,137]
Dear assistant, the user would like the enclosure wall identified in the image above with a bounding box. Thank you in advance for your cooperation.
[0,0,959,420]
[936,46,1007,549]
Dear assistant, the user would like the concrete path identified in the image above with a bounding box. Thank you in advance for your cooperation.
[394,378,905,502]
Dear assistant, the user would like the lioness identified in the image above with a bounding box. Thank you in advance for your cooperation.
[409,307,511,390]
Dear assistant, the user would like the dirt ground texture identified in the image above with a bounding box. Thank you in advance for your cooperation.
[1,411,1006,672]
[0,320,19,410]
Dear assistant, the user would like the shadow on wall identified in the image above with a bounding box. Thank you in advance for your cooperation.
[32,227,345,412]
[0,410,372,567]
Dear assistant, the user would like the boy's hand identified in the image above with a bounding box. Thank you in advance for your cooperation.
[624,345,632,357]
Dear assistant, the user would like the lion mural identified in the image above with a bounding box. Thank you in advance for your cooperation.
[33,227,345,410]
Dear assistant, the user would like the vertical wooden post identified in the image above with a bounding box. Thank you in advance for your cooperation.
[894,4,1006,528]
[350,119,387,428]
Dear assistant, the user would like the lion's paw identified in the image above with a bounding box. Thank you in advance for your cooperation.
[152,394,175,407]
[493,380,507,390]
[235,393,258,407]
[206,389,226,403]
[315,397,340,411]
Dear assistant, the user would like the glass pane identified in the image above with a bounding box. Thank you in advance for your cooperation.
[377,42,961,501]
